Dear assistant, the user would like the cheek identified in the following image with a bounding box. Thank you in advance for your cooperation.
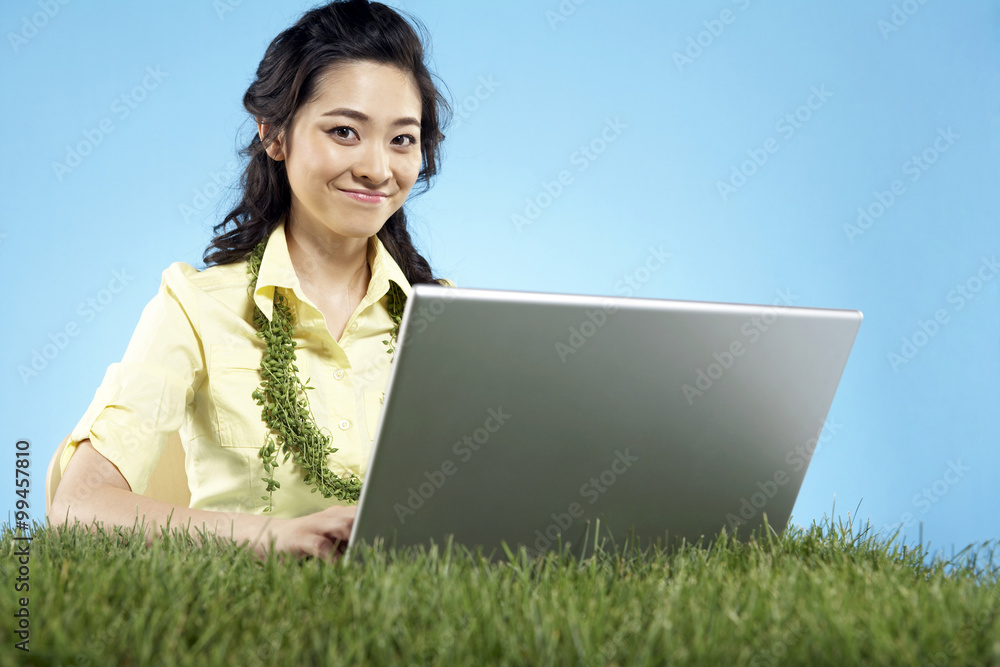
[305,145,342,176]
[286,154,319,189]
[396,155,422,188]
[291,142,344,182]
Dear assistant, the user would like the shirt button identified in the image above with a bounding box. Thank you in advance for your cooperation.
[338,419,350,431]
[333,369,345,380]
[348,321,358,332]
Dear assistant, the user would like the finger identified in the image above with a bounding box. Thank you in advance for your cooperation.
[301,534,336,561]
[318,504,358,518]
[317,527,351,546]
[314,516,354,543]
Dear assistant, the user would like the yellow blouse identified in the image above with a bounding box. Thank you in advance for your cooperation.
[61,220,451,517]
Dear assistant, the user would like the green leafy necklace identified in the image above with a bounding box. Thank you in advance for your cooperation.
[245,235,405,512]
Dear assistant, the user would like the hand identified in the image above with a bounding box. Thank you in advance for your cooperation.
[259,505,357,561]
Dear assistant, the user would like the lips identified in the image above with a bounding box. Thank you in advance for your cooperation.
[340,189,388,203]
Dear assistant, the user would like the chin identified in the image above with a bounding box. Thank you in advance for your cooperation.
[351,222,390,240]
[318,212,386,239]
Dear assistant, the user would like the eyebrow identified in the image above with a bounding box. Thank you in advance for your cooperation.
[320,107,420,129]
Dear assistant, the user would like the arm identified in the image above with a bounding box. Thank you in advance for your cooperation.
[49,438,355,560]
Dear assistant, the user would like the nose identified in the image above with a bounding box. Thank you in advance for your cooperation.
[352,141,391,185]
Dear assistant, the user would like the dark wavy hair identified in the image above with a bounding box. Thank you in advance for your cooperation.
[202,0,450,286]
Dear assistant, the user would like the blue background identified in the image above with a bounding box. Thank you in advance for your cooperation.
[1,0,997,559]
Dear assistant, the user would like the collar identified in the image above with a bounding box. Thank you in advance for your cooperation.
[252,219,412,321]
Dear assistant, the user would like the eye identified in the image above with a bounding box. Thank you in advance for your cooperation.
[392,134,418,147]
[327,126,358,140]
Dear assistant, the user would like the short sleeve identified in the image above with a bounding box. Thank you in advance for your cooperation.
[60,263,205,495]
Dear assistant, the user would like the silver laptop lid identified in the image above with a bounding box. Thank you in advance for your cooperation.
[350,285,862,558]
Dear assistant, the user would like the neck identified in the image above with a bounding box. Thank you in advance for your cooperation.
[285,214,372,294]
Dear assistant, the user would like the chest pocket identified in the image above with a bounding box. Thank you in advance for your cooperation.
[209,345,270,449]
[364,390,385,441]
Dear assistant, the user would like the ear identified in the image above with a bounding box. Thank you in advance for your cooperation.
[257,121,286,161]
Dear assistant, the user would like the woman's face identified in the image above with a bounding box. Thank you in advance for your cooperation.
[266,60,423,241]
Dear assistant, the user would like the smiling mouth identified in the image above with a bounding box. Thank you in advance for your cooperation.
[340,189,387,204]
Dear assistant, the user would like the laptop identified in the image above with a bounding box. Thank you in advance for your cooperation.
[348,285,862,559]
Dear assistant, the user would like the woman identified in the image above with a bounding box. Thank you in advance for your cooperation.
[50,0,452,561]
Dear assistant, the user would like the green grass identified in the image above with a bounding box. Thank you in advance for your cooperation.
[1,517,998,666]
